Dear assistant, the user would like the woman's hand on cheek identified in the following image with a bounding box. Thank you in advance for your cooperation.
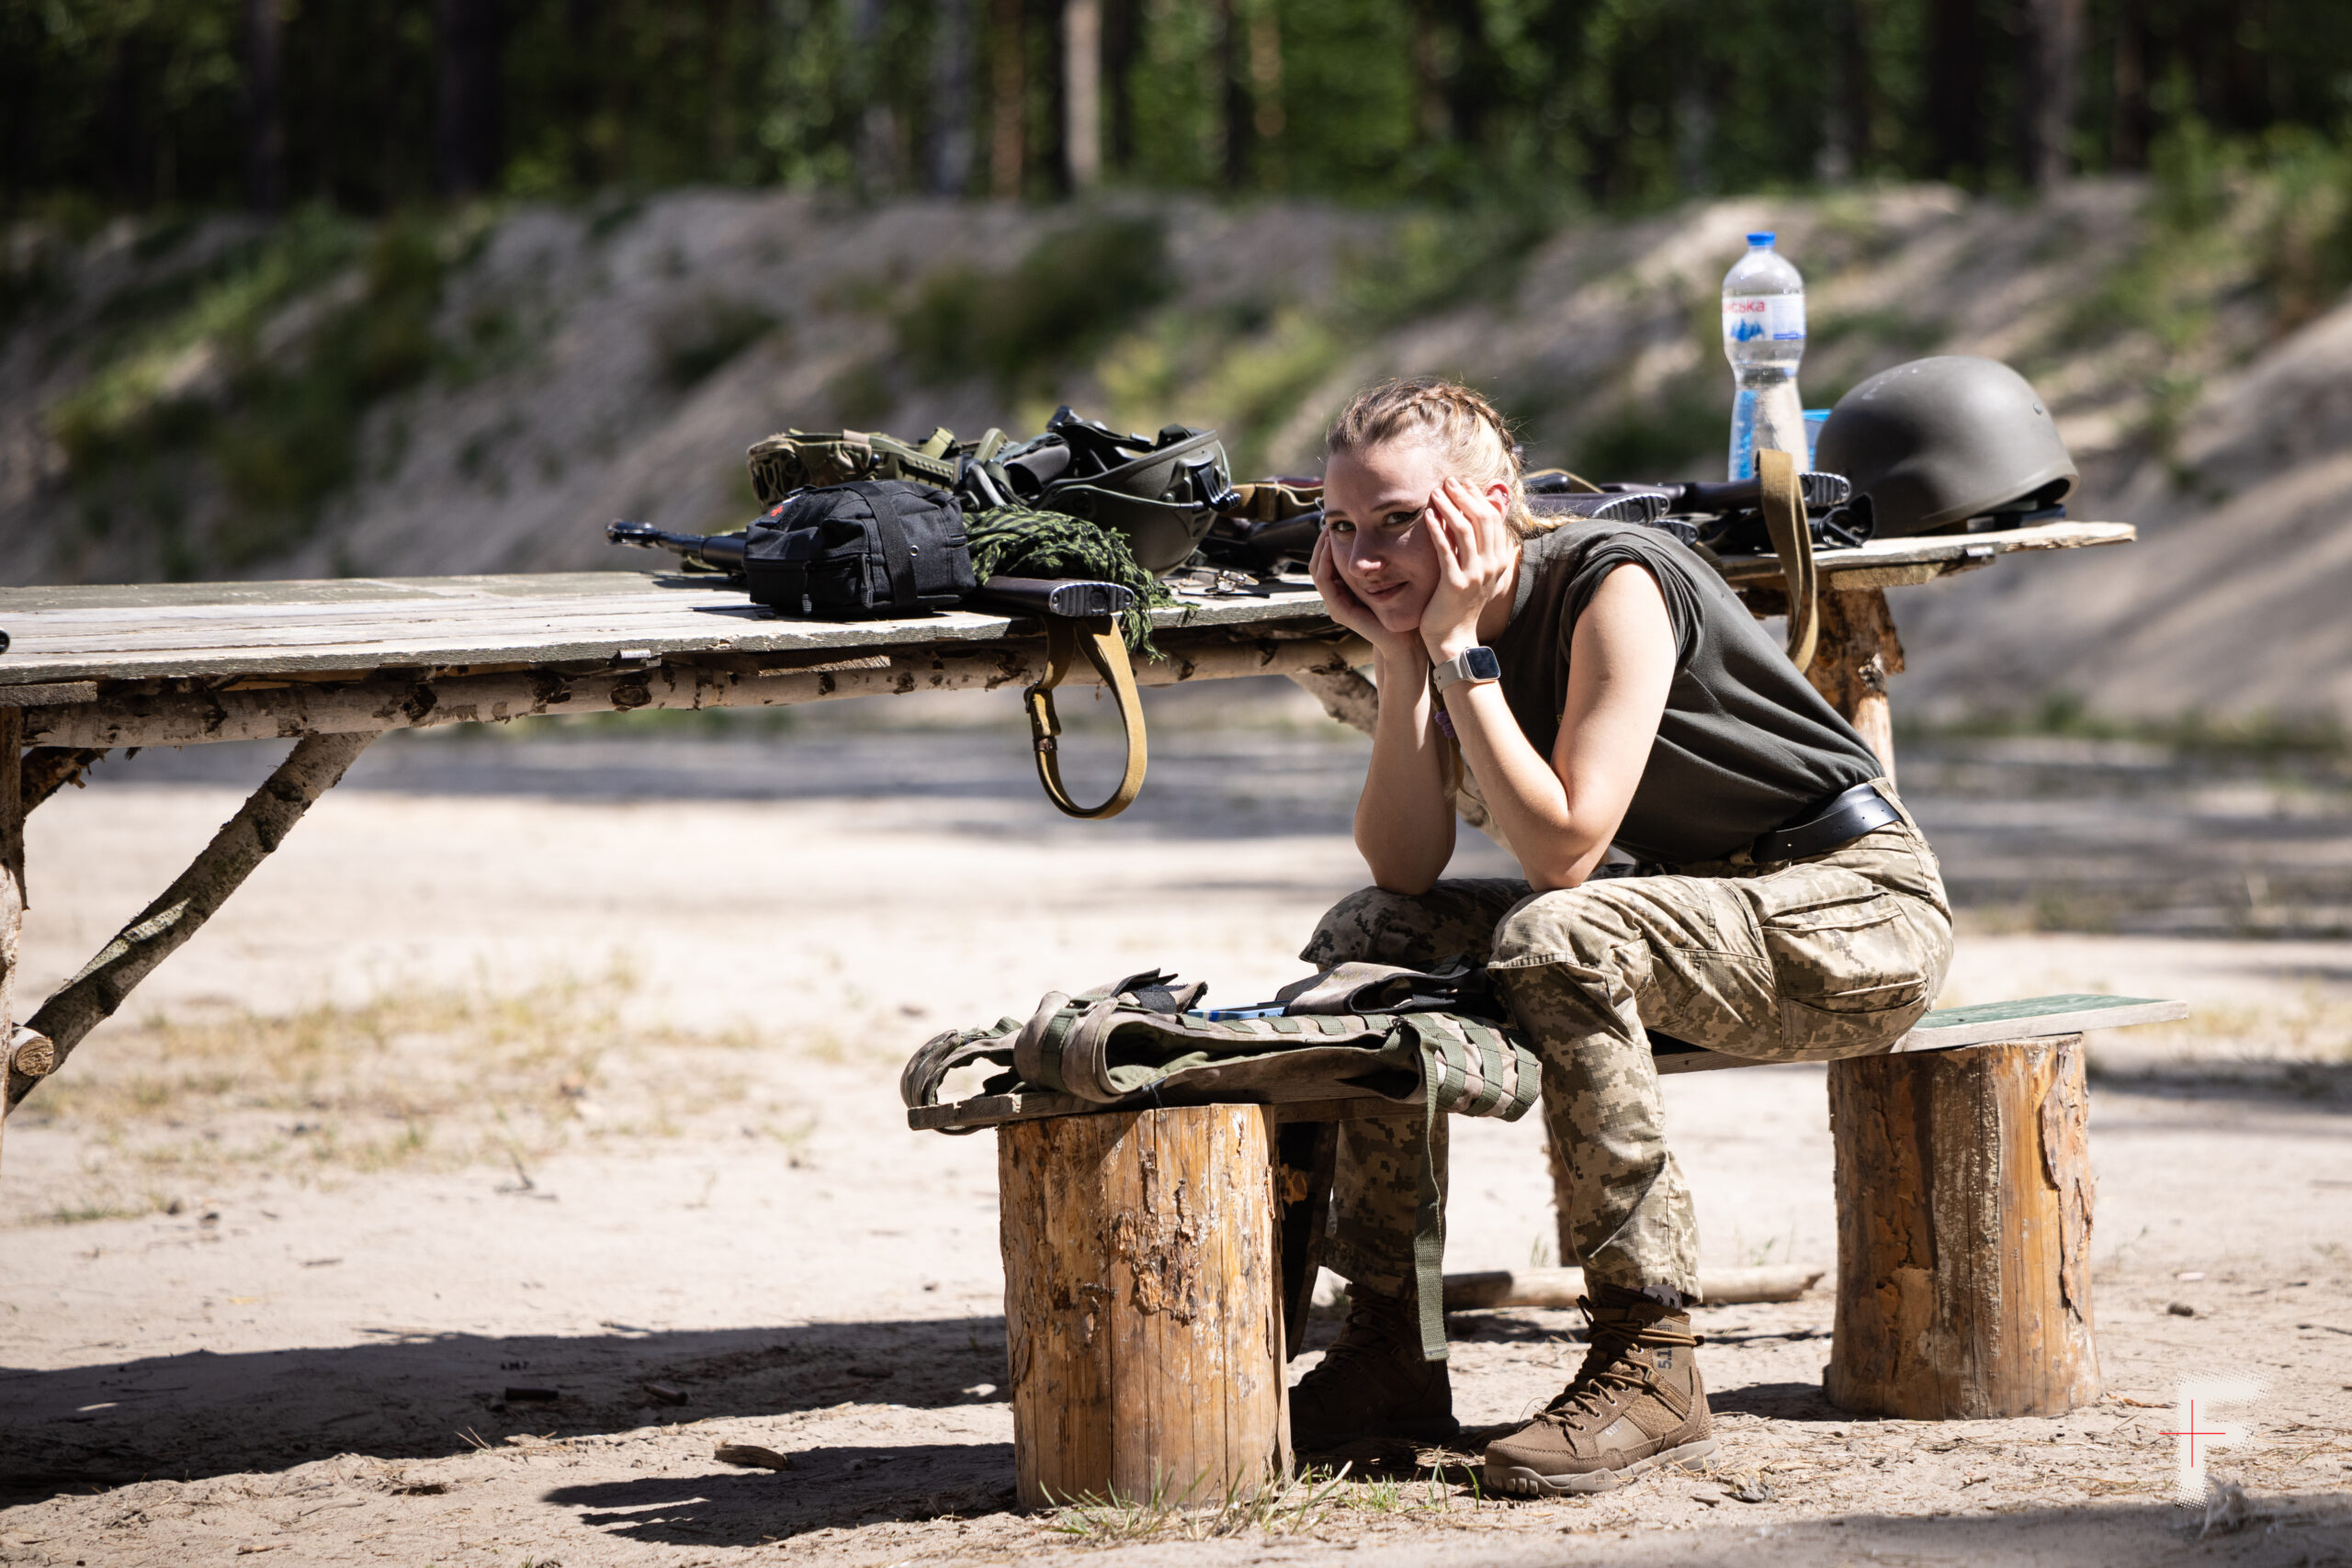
[1419,477,1514,660]
[1310,529,1419,662]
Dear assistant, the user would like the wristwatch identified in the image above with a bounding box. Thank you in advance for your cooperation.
[1430,646,1501,694]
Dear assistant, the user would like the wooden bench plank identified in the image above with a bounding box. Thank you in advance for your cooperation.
[1653,993,2187,1075]
[1894,992,2188,1051]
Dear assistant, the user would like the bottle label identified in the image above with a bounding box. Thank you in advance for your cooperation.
[1723,294,1806,344]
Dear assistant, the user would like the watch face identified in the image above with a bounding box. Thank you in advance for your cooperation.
[1465,646,1501,681]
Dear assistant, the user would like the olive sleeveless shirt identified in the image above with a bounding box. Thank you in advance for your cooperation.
[1458,522,1883,866]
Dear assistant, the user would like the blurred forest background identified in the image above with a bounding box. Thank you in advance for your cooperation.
[11,0,2352,210]
[9,0,2352,725]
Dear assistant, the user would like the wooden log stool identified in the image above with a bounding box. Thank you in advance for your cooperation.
[996,1103,1292,1507]
[1825,1034,2100,1417]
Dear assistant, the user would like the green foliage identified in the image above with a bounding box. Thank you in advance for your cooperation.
[1567,382,1724,480]
[896,213,1174,392]
[46,210,465,570]
[13,0,2352,218]
[1340,211,1545,329]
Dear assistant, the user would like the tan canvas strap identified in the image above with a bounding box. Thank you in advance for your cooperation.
[1221,479,1323,523]
[1022,614,1148,819]
[1758,447,1818,671]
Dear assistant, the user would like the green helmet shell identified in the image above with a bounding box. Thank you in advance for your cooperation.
[1815,356,2077,536]
[1041,426,1232,573]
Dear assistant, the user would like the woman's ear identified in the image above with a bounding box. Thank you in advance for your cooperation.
[1483,478,1515,517]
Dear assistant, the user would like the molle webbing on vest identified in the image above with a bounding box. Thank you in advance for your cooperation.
[901,961,1541,1359]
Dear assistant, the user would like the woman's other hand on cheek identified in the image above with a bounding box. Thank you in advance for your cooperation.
[1420,477,1515,661]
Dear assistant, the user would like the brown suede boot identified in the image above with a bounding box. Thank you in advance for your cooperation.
[1288,1284,1459,1450]
[1483,1283,1715,1495]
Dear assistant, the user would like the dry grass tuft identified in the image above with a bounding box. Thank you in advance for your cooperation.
[11,968,800,1222]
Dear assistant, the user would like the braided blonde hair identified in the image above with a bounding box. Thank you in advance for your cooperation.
[1324,377,1547,536]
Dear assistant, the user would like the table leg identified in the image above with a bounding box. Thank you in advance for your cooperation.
[6,728,379,1119]
[1804,587,1905,785]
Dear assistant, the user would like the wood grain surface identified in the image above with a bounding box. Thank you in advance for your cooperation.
[0,523,2131,688]
[1823,1035,2102,1418]
[997,1104,1290,1508]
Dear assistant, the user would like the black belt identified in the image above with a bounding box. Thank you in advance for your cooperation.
[1752,782,1902,863]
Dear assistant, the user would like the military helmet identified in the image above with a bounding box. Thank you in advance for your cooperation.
[1005,408,1237,573]
[1814,356,2076,536]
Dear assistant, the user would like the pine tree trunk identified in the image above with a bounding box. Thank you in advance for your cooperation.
[929,0,978,194]
[1926,0,1982,182]
[989,0,1026,197]
[1063,0,1102,188]
[434,0,503,197]
[242,0,286,213]
[2018,0,2083,190]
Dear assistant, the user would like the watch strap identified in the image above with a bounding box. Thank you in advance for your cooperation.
[1430,647,1500,694]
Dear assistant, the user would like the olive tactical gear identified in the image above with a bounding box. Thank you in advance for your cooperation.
[741,480,977,617]
[1288,1284,1460,1449]
[1473,519,1883,866]
[903,959,1542,1358]
[1813,355,2077,536]
[1300,804,1951,1301]
[1483,1284,1715,1494]
[747,426,967,505]
[900,961,1536,1120]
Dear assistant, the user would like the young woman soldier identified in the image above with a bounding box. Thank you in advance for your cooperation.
[1294,378,1952,1494]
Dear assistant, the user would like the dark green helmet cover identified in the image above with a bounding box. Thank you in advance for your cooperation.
[1815,356,2077,536]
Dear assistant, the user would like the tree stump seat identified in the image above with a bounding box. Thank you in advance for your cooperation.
[924,990,2184,1502]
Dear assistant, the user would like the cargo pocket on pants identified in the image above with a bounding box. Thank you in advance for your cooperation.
[1747,868,1934,1056]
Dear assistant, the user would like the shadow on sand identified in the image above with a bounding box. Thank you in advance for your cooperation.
[0,1314,1008,1505]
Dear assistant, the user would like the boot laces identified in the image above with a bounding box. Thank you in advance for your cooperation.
[1536,1305,1695,1429]
[1300,1291,1408,1385]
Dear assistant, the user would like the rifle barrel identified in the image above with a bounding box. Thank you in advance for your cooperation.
[606,520,746,568]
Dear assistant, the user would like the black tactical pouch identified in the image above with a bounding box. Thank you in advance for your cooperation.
[741,479,977,617]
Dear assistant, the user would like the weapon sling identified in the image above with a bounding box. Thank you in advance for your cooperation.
[1758,446,1820,671]
[1022,614,1148,819]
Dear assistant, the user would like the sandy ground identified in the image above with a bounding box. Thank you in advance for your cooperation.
[5,692,2351,1565]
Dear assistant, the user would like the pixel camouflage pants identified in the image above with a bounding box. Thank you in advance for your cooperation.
[1299,785,1953,1300]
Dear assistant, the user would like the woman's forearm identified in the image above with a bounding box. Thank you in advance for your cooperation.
[1352,649,1456,892]
[1442,682,1610,891]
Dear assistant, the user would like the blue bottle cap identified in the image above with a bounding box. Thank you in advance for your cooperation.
[1747,231,1776,246]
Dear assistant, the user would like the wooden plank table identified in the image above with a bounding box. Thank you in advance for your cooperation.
[0,517,2143,1430]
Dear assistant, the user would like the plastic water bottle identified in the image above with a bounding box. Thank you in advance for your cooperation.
[1722,232,1808,480]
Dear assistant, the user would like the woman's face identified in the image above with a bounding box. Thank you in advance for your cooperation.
[1322,440,1509,633]
[1322,440,1448,633]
